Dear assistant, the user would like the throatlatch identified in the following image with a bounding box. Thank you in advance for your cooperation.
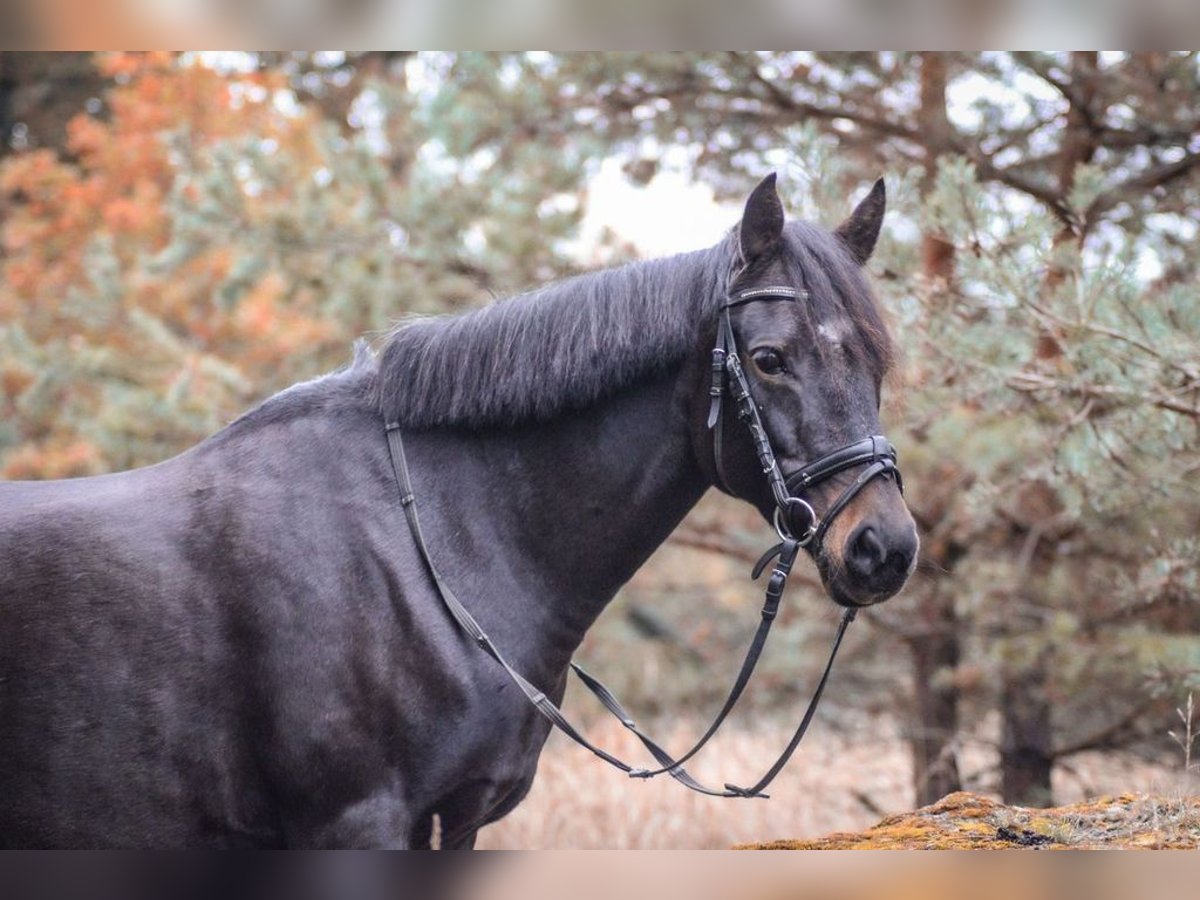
[384,283,903,799]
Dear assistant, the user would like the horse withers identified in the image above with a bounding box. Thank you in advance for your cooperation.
[0,174,916,847]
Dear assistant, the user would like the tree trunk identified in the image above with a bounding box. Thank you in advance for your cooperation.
[996,52,1099,808]
[1045,50,1098,285]
[907,52,964,808]
[0,52,107,158]
[909,584,963,805]
[917,52,957,286]
[1000,652,1054,806]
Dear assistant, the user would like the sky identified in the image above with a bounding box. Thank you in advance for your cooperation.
[577,158,740,260]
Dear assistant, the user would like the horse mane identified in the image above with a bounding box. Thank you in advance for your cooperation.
[375,221,892,431]
[376,239,735,430]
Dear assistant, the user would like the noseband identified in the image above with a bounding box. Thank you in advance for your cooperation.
[708,284,903,553]
[383,284,906,800]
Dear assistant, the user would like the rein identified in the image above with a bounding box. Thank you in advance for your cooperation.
[384,284,903,799]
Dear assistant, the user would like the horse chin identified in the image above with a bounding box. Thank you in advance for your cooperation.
[819,562,900,609]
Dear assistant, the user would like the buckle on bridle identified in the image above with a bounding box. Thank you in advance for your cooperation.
[709,347,727,398]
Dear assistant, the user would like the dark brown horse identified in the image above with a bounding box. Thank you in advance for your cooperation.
[0,174,916,847]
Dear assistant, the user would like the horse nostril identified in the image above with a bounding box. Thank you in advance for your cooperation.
[847,524,916,590]
[889,528,918,577]
[847,524,886,577]
[885,546,913,578]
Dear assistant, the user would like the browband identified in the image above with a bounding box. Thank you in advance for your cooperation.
[722,285,808,309]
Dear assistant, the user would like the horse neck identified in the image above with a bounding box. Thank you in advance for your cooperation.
[408,365,710,673]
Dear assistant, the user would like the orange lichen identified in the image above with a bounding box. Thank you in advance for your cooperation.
[736,791,1200,850]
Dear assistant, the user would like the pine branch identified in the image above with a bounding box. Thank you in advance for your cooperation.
[1006,372,1200,422]
[967,152,1073,223]
[730,52,921,144]
[1086,150,1200,220]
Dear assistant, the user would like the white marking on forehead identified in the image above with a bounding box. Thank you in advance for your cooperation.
[816,318,852,346]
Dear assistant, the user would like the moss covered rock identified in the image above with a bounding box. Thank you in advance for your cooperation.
[738,791,1200,850]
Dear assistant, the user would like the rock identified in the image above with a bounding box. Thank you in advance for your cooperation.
[736,791,1200,850]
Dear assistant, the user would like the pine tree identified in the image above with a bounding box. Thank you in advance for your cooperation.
[0,52,595,477]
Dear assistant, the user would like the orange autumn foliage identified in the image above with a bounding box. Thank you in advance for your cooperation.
[0,53,359,478]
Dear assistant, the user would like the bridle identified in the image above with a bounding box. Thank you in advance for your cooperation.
[708,283,902,554]
[383,282,904,800]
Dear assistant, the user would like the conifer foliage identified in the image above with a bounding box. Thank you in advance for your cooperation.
[0,51,591,476]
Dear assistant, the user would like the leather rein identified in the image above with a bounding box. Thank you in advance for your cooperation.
[384,284,903,799]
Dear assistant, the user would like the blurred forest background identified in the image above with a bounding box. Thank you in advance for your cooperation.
[1,51,1198,847]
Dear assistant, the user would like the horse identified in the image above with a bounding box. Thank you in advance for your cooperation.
[0,173,917,848]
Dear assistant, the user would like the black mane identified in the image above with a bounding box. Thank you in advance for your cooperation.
[376,222,892,431]
[376,240,734,429]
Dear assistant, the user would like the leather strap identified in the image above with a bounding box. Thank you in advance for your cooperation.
[576,537,799,784]
[786,435,900,495]
[707,287,802,496]
[387,424,640,774]
[385,423,856,799]
[810,458,897,550]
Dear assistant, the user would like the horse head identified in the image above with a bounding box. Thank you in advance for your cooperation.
[696,173,918,608]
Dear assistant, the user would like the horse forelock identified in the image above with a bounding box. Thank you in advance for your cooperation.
[780,222,895,382]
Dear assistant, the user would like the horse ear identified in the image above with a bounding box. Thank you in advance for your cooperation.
[835,178,886,265]
[738,172,785,264]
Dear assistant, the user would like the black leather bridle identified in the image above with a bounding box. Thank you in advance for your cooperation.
[384,283,904,799]
[709,284,902,553]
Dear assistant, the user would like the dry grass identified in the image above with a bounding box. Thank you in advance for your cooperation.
[477,715,1190,849]
[477,717,905,849]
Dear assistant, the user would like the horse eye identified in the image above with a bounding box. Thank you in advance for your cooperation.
[752,348,786,376]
